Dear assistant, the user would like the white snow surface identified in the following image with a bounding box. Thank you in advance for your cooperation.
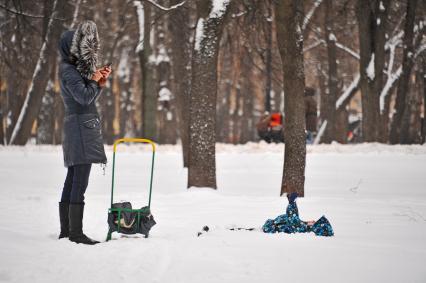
[134,0,144,52]
[1,143,426,282]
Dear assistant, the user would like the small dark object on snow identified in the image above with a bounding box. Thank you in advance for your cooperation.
[229,227,256,231]
[203,226,209,232]
[197,232,203,237]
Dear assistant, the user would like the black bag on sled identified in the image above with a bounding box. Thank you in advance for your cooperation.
[107,202,156,238]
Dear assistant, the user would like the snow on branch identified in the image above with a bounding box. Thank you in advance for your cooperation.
[303,39,323,53]
[379,66,401,112]
[303,38,360,60]
[366,54,375,81]
[143,0,185,11]
[379,43,426,112]
[194,18,205,51]
[133,1,144,52]
[0,3,63,20]
[336,74,360,110]
[302,0,323,31]
[210,0,229,18]
[335,42,360,60]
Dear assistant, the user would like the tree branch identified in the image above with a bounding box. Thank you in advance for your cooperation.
[0,3,65,20]
[143,0,185,11]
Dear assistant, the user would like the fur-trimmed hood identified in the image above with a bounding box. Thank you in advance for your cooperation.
[59,20,100,80]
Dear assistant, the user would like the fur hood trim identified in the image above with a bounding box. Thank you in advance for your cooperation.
[70,21,100,80]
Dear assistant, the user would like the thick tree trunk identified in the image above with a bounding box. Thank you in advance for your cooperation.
[188,20,220,188]
[169,0,193,166]
[356,0,390,142]
[322,0,337,143]
[400,68,422,144]
[276,0,306,197]
[389,0,418,144]
[188,1,231,189]
[9,0,63,145]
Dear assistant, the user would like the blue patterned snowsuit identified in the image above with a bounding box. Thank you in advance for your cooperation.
[263,201,334,236]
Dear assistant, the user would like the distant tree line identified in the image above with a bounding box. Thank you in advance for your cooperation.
[1,0,425,195]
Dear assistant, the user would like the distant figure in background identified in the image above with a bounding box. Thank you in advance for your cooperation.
[269,112,284,143]
[304,87,318,144]
[256,112,272,143]
[256,112,285,143]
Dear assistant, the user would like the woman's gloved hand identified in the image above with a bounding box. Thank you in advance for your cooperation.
[91,70,103,82]
[98,66,112,87]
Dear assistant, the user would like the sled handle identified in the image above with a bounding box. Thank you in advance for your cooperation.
[110,138,156,208]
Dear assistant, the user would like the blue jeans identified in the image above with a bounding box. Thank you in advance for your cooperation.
[61,164,92,203]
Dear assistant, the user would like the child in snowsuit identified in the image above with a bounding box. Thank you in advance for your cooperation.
[263,193,334,236]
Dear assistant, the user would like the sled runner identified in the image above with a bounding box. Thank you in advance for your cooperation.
[106,138,156,241]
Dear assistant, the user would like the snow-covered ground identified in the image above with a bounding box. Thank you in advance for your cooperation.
[0,143,425,283]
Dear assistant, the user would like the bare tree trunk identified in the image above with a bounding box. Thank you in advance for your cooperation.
[322,0,337,143]
[335,109,348,143]
[117,47,133,138]
[9,0,64,145]
[188,1,231,189]
[276,0,306,197]
[400,68,422,144]
[0,74,5,144]
[156,9,177,144]
[169,0,193,166]
[264,2,273,113]
[356,0,390,142]
[422,55,426,144]
[389,0,418,144]
[139,2,157,140]
[36,77,55,144]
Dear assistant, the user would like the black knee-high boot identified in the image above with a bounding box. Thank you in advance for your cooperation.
[59,202,69,239]
[69,203,99,245]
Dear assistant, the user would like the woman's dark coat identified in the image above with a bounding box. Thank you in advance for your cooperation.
[59,30,107,167]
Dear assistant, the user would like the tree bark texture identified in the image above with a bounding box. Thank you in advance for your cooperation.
[356,0,390,142]
[276,0,306,197]
[169,0,193,166]
[140,3,157,140]
[389,0,418,144]
[188,1,231,189]
[322,0,337,143]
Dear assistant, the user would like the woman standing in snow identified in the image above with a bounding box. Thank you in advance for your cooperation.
[57,21,111,245]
